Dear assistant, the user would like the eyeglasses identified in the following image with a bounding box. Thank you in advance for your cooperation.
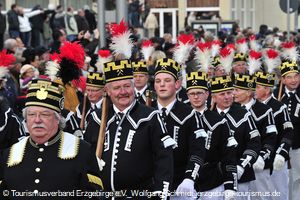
[27,111,54,120]
[86,89,102,93]
[187,92,205,97]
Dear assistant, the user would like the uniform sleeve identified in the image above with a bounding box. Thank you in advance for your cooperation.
[3,109,27,149]
[184,112,206,181]
[0,150,9,200]
[80,143,104,199]
[220,120,237,191]
[151,114,174,196]
[239,115,261,170]
[259,110,277,162]
[274,105,294,160]
[63,111,83,138]
[84,110,101,153]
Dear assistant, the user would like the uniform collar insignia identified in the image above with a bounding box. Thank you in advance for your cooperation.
[58,132,80,160]
[7,137,29,167]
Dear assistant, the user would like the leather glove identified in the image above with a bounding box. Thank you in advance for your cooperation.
[273,154,285,171]
[175,178,196,197]
[253,156,265,171]
[237,165,244,180]
[224,190,236,200]
[96,157,106,171]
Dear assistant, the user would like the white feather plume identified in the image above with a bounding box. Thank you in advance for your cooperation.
[45,61,60,81]
[141,46,154,62]
[194,43,212,73]
[109,31,133,59]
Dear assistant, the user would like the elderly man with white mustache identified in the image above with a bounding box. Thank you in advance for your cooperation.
[0,79,103,200]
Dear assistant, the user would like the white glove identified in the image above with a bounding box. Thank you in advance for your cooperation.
[224,190,236,200]
[253,156,265,171]
[96,157,106,171]
[175,178,196,197]
[273,154,285,171]
[237,165,244,180]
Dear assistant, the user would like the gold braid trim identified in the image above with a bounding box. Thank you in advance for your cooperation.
[87,174,104,190]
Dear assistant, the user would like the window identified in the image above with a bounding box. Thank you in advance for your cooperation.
[231,0,237,20]
[16,0,48,10]
[249,0,255,29]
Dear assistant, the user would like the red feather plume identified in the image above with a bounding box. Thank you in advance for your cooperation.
[49,53,61,62]
[98,50,111,58]
[249,50,262,59]
[110,19,128,36]
[226,44,236,51]
[266,49,279,59]
[220,47,232,57]
[177,33,195,44]
[59,41,85,68]
[0,50,16,67]
[197,42,211,52]
[142,40,153,47]
[249,35,256,41]
[236,38,247,44]
[212,40,222,46]
[281,41,295,49]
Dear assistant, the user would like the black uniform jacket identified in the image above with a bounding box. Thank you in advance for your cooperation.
[0,98,26,150]
[157,100,206,190]
[85,100,174,195]
[0,131,103,200]
[264,96,293,168]
[195,109,237,192]
[249,100,277,169]
[215,103,261,183]
[274,87,300,149]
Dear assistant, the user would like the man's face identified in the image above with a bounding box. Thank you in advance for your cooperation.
[26,106,59,144]
[154,73,180,101]
[86,85,103,104]
[214,65,226,77]
[133,73,149,90]
[282,72,300,91]
[187,88,208,110]
[212,90,234,110]
[255,84,270,101]
[232,61,247,74]
[233,88,251,104]
[106,79,135,111]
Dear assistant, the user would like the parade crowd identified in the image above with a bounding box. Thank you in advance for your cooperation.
[0,2,299,200]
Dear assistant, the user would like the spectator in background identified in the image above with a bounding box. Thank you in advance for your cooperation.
[49,29,67,53]
[7,4,20,39]
[30,4,54,48]
[128,0,141,27]
[187,12,196,27]
[144,11,158,38]
[65,7,78,41]
[50,5,65,31]
[17,6,43,47]
[75,9,89,33]
[43,4,55,48]
[83,5,96,34]
[19,64,36,95]
[0,3,6,50]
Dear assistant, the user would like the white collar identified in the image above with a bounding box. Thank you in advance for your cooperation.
[113,101,135,115]
[196,106,207,116]
[135,85,148,96]
[262,95,272,104]
[216,106,230,115]
[91,98,103,109]
[242,98,255,110]
[285,86,296,96]
[157,99,177,115]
